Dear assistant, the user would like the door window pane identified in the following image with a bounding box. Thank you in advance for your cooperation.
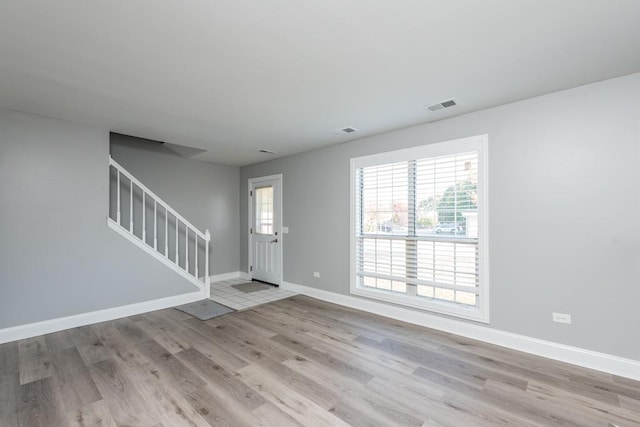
[255,186,273,234]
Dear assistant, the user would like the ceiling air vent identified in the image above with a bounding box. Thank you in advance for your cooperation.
[341,127,358,134]
[426,98,457,112]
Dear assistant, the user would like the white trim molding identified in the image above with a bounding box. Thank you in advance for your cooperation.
[281,281,640,381]
[0,291,204,345]
[210,271,251,282]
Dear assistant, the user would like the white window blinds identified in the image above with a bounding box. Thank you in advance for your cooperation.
[352,136,487,321]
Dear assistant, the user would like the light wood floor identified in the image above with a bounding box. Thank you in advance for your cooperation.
[1,296,639,426]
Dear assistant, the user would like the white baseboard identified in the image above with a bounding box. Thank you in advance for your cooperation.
[281,281,640,381]
[0,291,204,345]
[210,271,251,282]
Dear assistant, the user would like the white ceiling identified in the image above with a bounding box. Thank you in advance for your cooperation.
[1,1,639,166]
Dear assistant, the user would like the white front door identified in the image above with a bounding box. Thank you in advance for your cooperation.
[249,175,282,285]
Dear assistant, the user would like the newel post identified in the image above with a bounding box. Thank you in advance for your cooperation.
[205,229,211,294]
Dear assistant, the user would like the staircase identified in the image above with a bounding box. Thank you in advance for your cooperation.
[107,156,211,295]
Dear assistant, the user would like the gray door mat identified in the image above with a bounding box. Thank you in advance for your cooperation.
[231,281,273,293]
[174,299,235,320]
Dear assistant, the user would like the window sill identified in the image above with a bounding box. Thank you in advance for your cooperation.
[351,286,490,324]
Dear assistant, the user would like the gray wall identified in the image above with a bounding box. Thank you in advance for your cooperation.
[240,73,640,360]
[0,110,197,329]
[110,134,240,275]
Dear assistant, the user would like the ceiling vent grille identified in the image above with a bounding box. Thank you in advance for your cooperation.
[426,98,457,112]
[341,127,358,134]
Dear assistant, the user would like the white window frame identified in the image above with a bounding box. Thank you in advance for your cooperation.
[349,135,489,323]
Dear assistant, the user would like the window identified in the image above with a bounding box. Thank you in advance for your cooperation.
[350,135,488,322]
[255,186,274,234]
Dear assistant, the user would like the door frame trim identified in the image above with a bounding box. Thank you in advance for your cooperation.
[248,174,283,285]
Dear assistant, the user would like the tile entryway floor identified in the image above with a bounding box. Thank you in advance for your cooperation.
[209,278,296,310]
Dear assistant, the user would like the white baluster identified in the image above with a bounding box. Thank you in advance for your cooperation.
[142,192,146,243]
[185,227,189,273]
[175,218,179,265]
[164,208,169,257]
[129,180,134,234]
[154,201,157,250]
[205,230,210,288]
[116,170,121,224]
[195,235,199,279]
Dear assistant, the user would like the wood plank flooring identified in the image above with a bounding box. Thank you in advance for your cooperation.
[1,295,639,426]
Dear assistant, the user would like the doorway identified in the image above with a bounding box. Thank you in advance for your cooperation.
[248,174,282,285]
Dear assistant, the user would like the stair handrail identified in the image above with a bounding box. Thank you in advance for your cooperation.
[108,156,211,289]
[109,156,209,241]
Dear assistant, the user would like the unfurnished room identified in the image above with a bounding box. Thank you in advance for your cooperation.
[1,1,640,426]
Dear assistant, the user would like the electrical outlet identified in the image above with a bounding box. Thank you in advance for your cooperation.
[552,313,571,324]
[313,272,320,278]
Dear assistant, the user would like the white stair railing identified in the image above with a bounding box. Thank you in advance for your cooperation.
[107,156,211,293]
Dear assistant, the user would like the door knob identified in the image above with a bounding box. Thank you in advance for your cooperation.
[270,238,278,243]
